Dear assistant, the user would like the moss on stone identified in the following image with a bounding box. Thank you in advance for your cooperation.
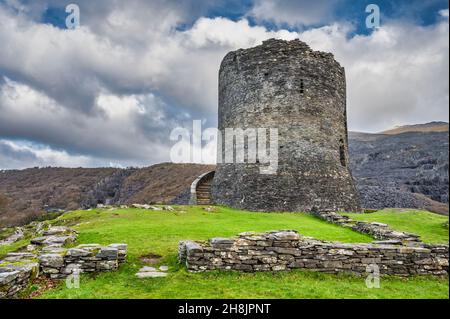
[0,228,15,241]
[0,259,38,267]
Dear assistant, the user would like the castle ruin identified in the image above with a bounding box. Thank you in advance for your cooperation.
[211,39,361,213]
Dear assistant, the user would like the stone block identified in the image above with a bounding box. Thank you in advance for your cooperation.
[96,247,118,259]
[272,265,287,271]
[66,248,92,258]
[0,271,20,285]
[96,260,118,271]
[38,254,64,268]
[271,231,300,241]
[185,241,203,254]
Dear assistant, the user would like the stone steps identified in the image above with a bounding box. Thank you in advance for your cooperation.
[195,178,213,205]
[195,174,214,205]
[197,190,211,205]
[190,171,215,206]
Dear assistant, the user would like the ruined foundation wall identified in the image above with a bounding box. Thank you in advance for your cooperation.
[178,231,448,276]
[38,243,127,279]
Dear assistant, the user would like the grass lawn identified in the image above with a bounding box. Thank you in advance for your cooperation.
[345,209,449,244]
[5,206,448,299]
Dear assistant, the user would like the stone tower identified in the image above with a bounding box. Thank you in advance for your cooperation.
[211,39,361,213]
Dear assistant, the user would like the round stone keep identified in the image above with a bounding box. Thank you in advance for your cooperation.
[211,39,361,213]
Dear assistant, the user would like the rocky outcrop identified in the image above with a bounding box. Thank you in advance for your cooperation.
[349,128,449,213]
[80,169,136,208]
[178,231,448,276]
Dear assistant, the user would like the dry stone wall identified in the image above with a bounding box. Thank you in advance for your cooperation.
[0,261,39,299]
[312,211,422,244]
[0,225,127,298]
[178,230,448,276]
[38,243,127,279]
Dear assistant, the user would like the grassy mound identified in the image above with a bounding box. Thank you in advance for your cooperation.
[2,206,448,299]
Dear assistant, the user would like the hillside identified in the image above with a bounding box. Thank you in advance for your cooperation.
[0,164,214,227]
[0,167,118,226]
[349,122,449,215]
[1,122,448,226]
[380,121,449,135]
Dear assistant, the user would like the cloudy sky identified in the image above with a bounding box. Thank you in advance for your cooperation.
[0,0,448,169]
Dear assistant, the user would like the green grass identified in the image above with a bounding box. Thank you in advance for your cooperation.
[345,209,449,244]
[0,239,29,259]
[41,265,448,299]
[0,228,15,241]
[33,206,448,299]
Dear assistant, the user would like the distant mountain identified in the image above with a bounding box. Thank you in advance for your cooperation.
[380,121,449,135]
[349,122,449,215]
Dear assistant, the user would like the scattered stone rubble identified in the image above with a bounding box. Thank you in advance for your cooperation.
[130,204,175,211]
[352,221,421,243]
[30,226,79,247]
[97,203,178,211]
[179,230,448,276]
[311,211,422,244]
[0,225,127,298]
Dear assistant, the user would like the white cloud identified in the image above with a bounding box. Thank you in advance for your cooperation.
[300,17,449,132]
[439,9,449,18]
[0,139,93,169]
[0,2,448,168]
[0,77,172,164]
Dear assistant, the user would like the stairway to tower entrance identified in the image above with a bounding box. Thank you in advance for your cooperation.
[189,171,215,205]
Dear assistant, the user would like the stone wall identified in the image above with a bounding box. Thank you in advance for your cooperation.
[312,211,422,244]
[38,243,127,279]
[0,225,127,298]
[212,38,361,213]
[0,227,24,246]
[0,262,39,299]
[178,231,448,276]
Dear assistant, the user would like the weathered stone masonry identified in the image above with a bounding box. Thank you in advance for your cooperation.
[1,225,127,298]
[38,243,127,279]
[0,262,39,299]
[179,231,448,276]
[212,38,361,213]
[311,211,422,244]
